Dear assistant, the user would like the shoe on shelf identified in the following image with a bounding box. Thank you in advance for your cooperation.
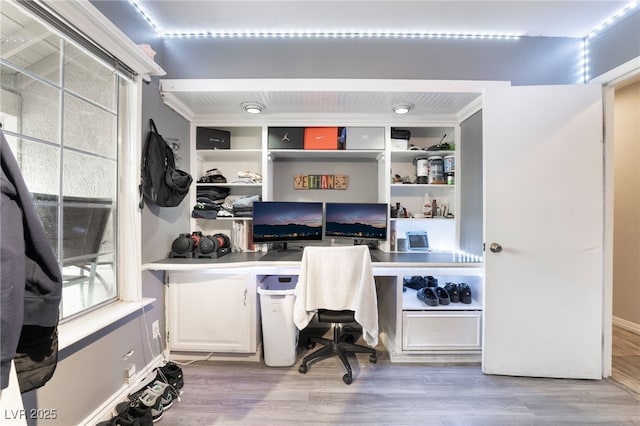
[116,388,164,423]
[424,275,438,288]
[403,275,426,290]
[458,283,472,304]
[444,282,460,303]
[417,287,439,306]
[435,287,451,305]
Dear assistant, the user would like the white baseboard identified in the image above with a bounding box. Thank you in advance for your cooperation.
[613,316,640,335]
[80,354,164,426]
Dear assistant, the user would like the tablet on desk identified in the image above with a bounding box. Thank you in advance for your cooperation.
[406,231,430,251]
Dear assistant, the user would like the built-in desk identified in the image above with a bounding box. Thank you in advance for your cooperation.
[143,250,483,363]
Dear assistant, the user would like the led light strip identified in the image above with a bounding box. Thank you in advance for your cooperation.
[583,0,639,82]
[160,31,521,40]
[587,0,640,39]
[127,0,520,40]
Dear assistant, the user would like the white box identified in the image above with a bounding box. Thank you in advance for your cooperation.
[346,127,385,150]
[391,138,409,151]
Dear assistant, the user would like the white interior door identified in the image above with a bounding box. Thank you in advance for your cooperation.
[483,84,604,379]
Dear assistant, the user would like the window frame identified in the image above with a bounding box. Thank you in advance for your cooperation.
[2,0,164,337]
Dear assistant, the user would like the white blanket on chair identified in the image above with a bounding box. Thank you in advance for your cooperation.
[293,245,379,346]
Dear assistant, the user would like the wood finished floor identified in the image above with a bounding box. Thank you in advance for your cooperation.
[612,325,640,400]
[160,347,640,425]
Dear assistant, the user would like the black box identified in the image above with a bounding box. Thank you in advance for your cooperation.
[391,128,411,140]
[268,127,304,149]
[196,127,231,150]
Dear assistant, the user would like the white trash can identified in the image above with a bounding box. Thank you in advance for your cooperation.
[257,276,298,367]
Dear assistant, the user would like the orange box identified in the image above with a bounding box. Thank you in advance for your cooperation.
[304,127,339,150]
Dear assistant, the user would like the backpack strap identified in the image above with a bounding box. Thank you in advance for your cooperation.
[138,119,154,209]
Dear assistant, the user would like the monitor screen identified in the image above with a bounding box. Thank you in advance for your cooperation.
[252,201,324,243]
[325,202,388,241]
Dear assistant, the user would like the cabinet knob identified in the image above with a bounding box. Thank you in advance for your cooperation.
[489,242,503,253]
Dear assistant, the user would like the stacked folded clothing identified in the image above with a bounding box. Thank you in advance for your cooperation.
[233,194,261,217]
[192,187,230,219]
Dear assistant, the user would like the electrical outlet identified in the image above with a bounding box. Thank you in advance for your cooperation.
[152,320,160,340]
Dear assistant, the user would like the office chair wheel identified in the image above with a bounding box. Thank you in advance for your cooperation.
[306,342,316,350]
[369,354,377,363]
[342,373,353,385]
[298,363,309,374]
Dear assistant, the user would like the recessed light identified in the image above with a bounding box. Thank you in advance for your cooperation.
[242,102,264,114]
[393,105,411,115]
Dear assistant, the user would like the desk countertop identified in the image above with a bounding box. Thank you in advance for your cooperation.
[143,250,483,271]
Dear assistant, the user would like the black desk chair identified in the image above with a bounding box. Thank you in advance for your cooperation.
[293,245,378,384]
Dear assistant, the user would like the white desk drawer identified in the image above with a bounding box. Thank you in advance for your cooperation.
[402,310,482,351]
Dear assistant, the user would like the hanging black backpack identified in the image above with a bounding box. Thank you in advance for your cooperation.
[139,119,193,208]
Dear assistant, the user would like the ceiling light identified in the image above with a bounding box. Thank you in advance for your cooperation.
[393,105,411,115]
[242,102,264,114]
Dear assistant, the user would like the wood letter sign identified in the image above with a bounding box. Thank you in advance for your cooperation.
[294,174,348,190]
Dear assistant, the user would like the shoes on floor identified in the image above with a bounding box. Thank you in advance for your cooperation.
[417,287,439,306]
[435,287,450,305]
[444,282,460,303]
[155,361,184,392]
[128,380,177,410]
[458,283,472,304]
[116,388,164,423]
[96,405,153,426]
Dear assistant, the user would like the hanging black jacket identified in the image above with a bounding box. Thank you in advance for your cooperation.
[1,133,62,391]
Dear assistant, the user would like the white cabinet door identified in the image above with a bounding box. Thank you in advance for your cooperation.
[483,84,603,379]
[167,271,255,353]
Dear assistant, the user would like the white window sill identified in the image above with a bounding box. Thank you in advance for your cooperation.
[58,298,155,350]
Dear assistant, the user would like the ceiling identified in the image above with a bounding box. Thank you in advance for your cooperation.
[138,0,631,38]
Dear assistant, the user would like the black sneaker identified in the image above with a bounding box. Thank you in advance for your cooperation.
[155,362,184,392]
[424,275,438,288]
[444,282,460,303]
[458,283,472,304]
[116,389,164,423]
[128,380,177,410]
[435,287,450,305]
[417,287,439,306]
[97,405,153,426]
[403,276,426,290]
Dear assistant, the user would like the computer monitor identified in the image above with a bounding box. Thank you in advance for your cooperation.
[324,202,388,242]
[252,201,324,249]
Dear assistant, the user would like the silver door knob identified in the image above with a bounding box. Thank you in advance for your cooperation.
[489,243,502,253]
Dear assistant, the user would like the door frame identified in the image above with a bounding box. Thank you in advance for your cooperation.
[592,57,640,378]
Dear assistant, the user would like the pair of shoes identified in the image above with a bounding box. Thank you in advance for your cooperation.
[417,287,438,306]
[128,380,178,410]
[96,405,153,426]
[444,282,460,303]
[116,386,166,423]
[434,287,450,305]
[458,283,472,304]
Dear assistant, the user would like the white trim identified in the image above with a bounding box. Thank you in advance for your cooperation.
[159,78,509,94]
[39,0,165,78]
[58,298,155,350]
[613,316,640,335]
[591,56,640,86]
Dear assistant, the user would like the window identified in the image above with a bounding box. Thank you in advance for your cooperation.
[1,1,130,318]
